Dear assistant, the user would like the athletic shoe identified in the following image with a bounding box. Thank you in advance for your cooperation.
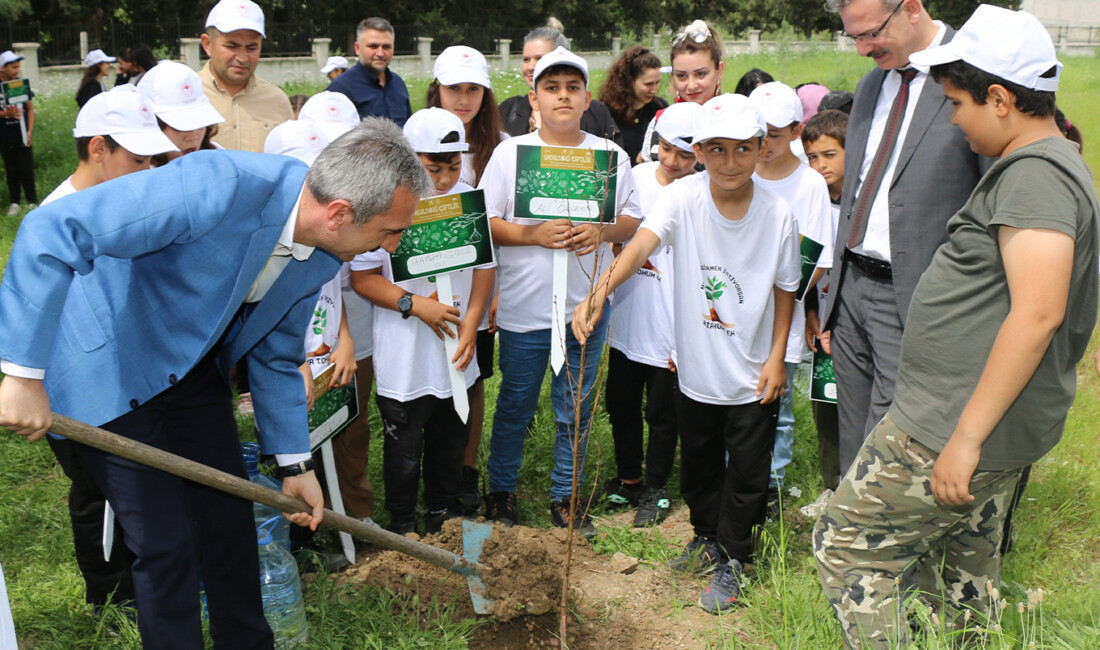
[425,508,457,534]
[7,203,18,216]
[485,491,517,526]
[457,465,482,516]
[668,535,722,575]
[550,498,597,539]
[601,477,644,508]
[385,514,417,536]
[633,487,671,527]
[698,560,743,613]
[26,202,35,211]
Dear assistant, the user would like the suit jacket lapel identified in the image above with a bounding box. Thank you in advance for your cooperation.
[839,68,886,229]
[891,26,957,187]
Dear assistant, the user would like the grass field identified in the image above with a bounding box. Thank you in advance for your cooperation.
[1,49,1099,648]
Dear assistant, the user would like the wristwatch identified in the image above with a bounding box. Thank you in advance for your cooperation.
[279,458,315,477]
[397,291,414,319]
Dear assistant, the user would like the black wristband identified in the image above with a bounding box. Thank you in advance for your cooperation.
[279,458,315,477]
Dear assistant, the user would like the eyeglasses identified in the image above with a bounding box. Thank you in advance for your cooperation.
[842,0,905,42]
[673,20,711,47]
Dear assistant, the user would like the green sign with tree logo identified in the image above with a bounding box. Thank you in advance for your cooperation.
[388,189,494,283]
[514,144,618,223]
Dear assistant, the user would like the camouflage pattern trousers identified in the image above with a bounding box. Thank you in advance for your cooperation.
[813,414,1023,648]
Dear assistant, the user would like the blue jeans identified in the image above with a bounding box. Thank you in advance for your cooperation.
[769,361,798,489]
[487,310,609,500]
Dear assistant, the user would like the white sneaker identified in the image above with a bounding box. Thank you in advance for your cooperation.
[7,203,19,215]
[26,202,36,210]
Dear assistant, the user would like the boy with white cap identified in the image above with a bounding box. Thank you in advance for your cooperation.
[350,107,494,534]
[199,0,293,152]
[40,90,177,612]
[0,50,35,214]
[815,6,1098,647]
[573,93,799,612]
[479,47,641,535]
[298,90,362,143]
[748,80,834,512]
[138,61,225,163]
[601,101,700,526]
[321,56,349,81]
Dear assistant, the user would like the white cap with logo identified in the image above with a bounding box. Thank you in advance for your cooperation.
[138,61,226,131]
[73,91,179,156]
[320,56,349,75]
[298,91,361,142]
[264,120,330,166]
[403,108,469,154]
[0,51,23,66]
[655,102,702,152]
[749,81,803,128]
[206,0,266,38]
[532,46,589,86]
[434,46,492,89]
[695,93,768,144]
[909,4,1061,92]
[83,49,117,67]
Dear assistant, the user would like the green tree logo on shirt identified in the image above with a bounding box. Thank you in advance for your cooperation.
[702,276,734,328]
[311,307,327,336]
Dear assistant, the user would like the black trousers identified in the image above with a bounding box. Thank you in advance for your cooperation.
[46,435,136,607]
[75,352,272,649]
[0,137,36,204]
[604,348,679,488]
[377,393,467,517]
[677,394,779,565]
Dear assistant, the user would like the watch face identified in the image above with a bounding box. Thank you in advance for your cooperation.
[398,293,413,312]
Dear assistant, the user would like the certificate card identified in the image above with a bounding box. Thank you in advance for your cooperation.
[796,234,826,302]
[514,144,618,223]
[810,350,838,404]
[307,366,359,451]
[388,189,494,283]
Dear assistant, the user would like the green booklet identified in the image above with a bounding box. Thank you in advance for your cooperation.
[1,78,30,105]
[388,189,494,283]
[810,350,838,404]
[308,366,359,451]
[514,144,618,223]
[796,234,826,302]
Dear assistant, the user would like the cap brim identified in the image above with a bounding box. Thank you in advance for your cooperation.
[695,127,765,143]
[207,21,266,38]
[112,130,180,156]
[158,104,225,131]
[436,70,492,90]
[909,42,962,68]
[535,62,589,85]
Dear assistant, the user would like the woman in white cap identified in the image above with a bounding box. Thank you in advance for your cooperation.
[137,61,226,166]
[75,49,117,108]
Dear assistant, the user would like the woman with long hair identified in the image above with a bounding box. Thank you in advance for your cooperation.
[136,62,224,167]
[75,50,116,108]
[600,45,667,163]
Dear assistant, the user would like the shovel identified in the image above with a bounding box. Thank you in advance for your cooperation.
[47,413,496,614]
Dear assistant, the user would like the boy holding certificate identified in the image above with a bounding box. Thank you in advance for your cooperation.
[478,47,641,535]
[351,108,494,535]
[572,94,799,611]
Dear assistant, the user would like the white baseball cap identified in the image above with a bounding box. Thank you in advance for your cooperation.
[434,46,492,89]
[298,91,361,142]
[532,46,589,86]
[206,0,266,37]
[909,4,1061,92]
[83,49,116,67]
[749,81,803,128]
[264,120,330,166]
[138,61,225,131]
[403,108,469,154]
[655,102,702,152]
[695,93,768,144]
[320,56,349,75]
[73,91,179,156]
[0,51,23,65]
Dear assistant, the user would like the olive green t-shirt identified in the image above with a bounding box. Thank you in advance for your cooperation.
[890,137,1099,470]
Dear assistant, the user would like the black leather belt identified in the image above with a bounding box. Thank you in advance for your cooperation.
[845,248,892,281]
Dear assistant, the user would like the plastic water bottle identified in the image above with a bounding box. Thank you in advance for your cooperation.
[257,517,308,648]
[241,442,291,551]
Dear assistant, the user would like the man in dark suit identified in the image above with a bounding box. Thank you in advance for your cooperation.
[817,0,985,472]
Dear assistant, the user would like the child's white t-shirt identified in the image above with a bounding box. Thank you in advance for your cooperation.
[479,130,642,333]
[303,264,350,378]
[641,173,801,405]
[816,201,842,318]
[607,162,676,368]
[350,181,487,401]
[460,130,510,188]
[753,163,834,363]
[41,176,77,205]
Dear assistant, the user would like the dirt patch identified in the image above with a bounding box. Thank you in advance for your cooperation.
[339,509,752,648]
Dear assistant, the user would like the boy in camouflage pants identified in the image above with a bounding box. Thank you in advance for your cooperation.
[814,6,1099,648]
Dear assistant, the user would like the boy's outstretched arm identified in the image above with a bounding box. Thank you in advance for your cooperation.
[931,226,1074,506]
[757,287,795,404]
[351,267,461,340]
[571,229,661,344]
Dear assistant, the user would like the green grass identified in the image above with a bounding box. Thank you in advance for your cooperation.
[2,50,1100,648]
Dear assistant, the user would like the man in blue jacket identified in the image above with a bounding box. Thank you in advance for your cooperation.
[0,117,431,648]
[327,17,413,126]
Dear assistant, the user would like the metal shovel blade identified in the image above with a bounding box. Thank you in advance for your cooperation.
[462,520,495,614]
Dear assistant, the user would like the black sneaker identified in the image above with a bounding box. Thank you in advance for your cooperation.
[458,466,482,516]
[385,514,417,536]
[601,478,644,509]
[549,498,597,539]
[668,535,722,575]
[633,487,671,527]
[698,560,743,614]
[425,508,457,534]
[485,491,517,526]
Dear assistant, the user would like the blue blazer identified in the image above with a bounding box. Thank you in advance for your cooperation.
[0,150,342,454]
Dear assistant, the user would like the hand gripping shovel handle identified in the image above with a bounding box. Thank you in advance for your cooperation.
[48,413,482,577]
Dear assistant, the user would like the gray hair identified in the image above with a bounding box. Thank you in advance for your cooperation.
[357,17,394,38]
[306,117,432,226]
[524,27,568,50]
